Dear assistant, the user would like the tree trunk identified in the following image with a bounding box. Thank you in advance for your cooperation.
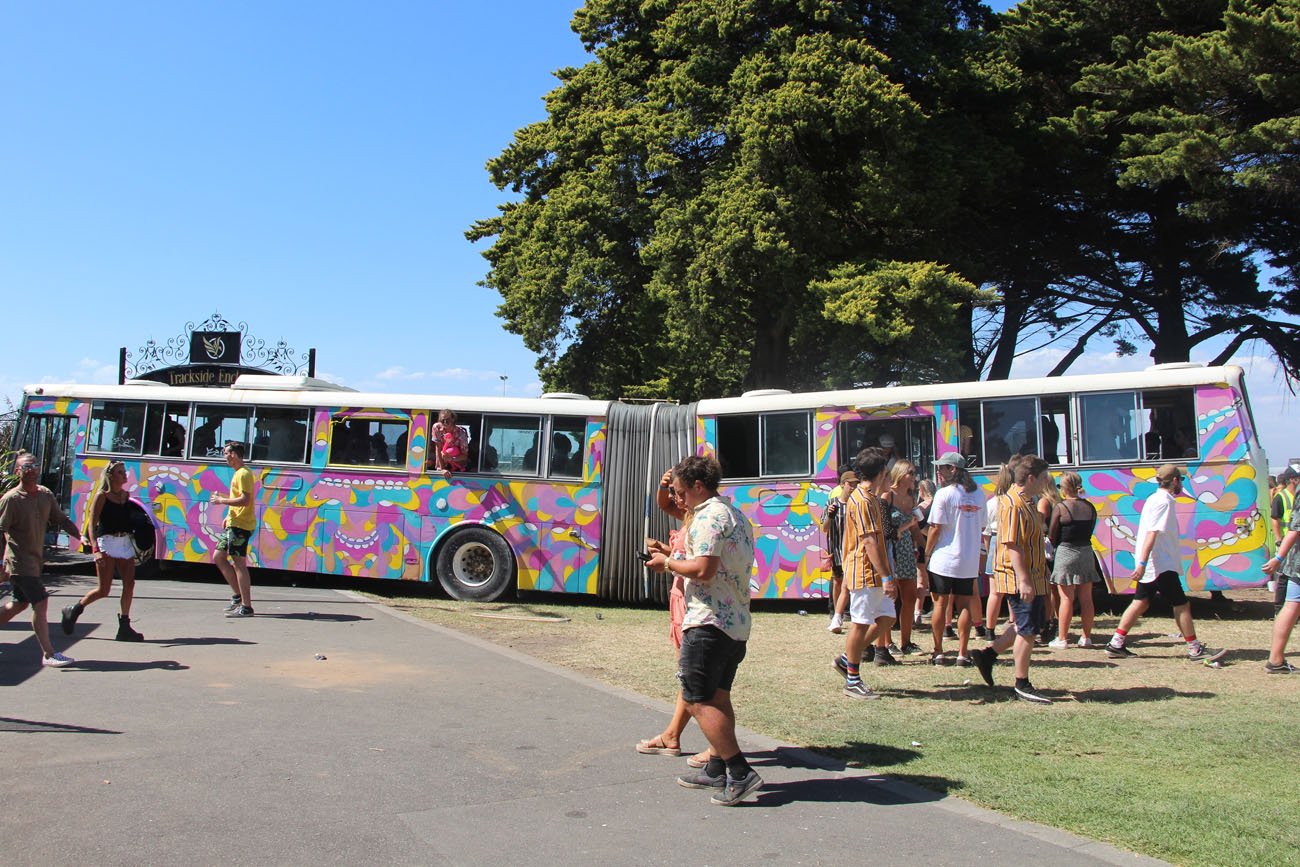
[984,282,1026,381]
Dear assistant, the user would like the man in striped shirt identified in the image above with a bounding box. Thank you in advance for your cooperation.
[972,455,1053,704]
[833,447,898,700]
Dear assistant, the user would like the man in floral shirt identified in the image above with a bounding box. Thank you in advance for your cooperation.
[647,455,760,806]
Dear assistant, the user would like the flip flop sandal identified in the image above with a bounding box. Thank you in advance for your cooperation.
[686,751,712,768]
[636,737,682,756]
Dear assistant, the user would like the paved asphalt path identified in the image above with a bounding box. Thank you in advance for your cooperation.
[2,564,1164,867]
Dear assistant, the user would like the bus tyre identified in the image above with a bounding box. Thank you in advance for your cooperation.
[435,527,515,601]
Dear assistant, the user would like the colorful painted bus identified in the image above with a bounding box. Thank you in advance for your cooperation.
[15,363,1270,602]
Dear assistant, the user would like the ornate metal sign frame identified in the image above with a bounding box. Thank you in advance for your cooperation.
[120,312,316,386]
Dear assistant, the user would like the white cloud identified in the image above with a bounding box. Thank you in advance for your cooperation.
[374,366,503,382]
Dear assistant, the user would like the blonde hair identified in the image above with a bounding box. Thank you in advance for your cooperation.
[888,459,915,490]
[1059,471,1083,498]
[96,460,126,495]
[992,461,1015,496]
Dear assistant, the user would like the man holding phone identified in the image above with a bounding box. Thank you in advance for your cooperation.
[646,455,759,807]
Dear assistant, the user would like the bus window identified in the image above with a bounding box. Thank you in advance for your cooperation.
[1079,392,1140,462]
[88,401,147,455]
[716,415,760,479]
[837,419,904,468]
[982,397,1039,465]
[328,415,407,468]
[252,407,311,464]
[958,402,982,467]
[1040,395,1073,464]
[143,402,190,457]
[761,412,810,477]
[549,416,586,478]
[484,414,542,474]
[1140,388,1197,461]
[192,406,252,460]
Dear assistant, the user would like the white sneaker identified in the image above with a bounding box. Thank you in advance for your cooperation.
[43,652,75,667]
[1047,638,1069,649]
[827,614,843,634]
[1076,636,1095,648]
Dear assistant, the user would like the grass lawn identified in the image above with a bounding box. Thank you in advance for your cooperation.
[362,585,1297,867]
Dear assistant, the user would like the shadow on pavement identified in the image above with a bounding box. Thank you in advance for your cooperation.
[59,659,190,673]
[145,637,257,647]
[0,716,122,734]
[251,612,372,622]
[749,772,953,808]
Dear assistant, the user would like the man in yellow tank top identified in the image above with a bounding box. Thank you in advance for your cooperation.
[212,441,257,618]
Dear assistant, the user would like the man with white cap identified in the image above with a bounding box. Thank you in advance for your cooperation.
[1106,464,1226,662]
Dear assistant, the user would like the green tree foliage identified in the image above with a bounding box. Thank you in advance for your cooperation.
[470,0,995,399]
[982,0,1300,378]
[472,0,1300,395]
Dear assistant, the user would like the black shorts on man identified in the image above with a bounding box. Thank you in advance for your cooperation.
[929,572,975,597]
[1133,570,1188,606]
[677,624,747,703]
[7,573,49,605]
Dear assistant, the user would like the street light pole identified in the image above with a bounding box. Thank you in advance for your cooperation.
[499,374,508,396]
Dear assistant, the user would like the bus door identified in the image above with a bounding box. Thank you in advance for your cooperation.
[17,412,78,515]
[838,416,935,479]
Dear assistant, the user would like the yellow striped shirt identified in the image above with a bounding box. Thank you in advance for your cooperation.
[841,486,888,591]
[992,491,1049,596]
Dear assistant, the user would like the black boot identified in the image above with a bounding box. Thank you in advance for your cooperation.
[116,614,144,642]
[61,602,84,635]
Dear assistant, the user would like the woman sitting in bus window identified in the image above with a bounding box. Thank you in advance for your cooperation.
[431,410,468,479]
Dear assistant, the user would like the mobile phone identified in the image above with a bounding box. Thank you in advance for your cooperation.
[636,551,652,562]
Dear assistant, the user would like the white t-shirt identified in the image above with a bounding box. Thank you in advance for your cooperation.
[1136,487,1182,582]
[927,483,988,579]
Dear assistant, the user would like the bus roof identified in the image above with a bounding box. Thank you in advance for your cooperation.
[696,364,1246,414]
[22,380,613,417]
[24,364,1244,418]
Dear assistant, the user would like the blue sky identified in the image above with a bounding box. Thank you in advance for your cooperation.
[1,1,1294,468]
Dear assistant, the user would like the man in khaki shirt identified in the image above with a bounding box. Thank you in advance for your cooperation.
[0,451,82,666]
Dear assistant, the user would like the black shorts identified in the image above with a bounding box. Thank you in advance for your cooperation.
[1134,570,1188,606]
[677,625,747,703]
[216,527,253,558]
[930,572,975,597]
[8,573,49,606]
[1008,594,1046,637]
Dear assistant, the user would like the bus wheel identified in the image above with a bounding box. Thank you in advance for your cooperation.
[435,528,515,601]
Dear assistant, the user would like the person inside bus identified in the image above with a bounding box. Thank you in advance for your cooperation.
[162,418,186,457]
[193,418,220,458]
[878,432,901,470]
[549,432,575,476]
[1041,415,1061,464]
[430,410,468,478]
[959,424,978,467]
[369,430,389,465]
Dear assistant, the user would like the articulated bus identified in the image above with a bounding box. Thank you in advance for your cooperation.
[16,363,1270,603]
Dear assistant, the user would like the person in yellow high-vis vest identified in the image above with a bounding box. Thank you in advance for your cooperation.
[1272,469,1298,615]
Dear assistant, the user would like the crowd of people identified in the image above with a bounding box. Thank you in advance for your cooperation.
[817,450,1298,703]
